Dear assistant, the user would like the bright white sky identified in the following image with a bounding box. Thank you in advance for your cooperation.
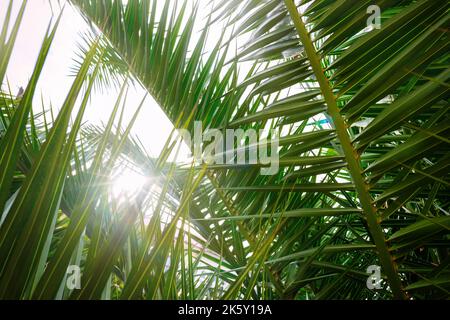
[1,0,193,159]
[1,0,275,164]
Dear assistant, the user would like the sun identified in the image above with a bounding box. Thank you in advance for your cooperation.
[111,168,149,199]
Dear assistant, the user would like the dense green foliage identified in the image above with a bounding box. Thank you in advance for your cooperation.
[0,0,448,300]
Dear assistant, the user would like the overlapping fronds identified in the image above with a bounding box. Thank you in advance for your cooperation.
[0,0,448,300]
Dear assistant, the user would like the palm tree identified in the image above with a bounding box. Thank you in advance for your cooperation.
[0,0,448,300]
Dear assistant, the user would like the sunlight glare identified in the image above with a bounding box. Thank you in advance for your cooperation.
[111,169,148,199]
